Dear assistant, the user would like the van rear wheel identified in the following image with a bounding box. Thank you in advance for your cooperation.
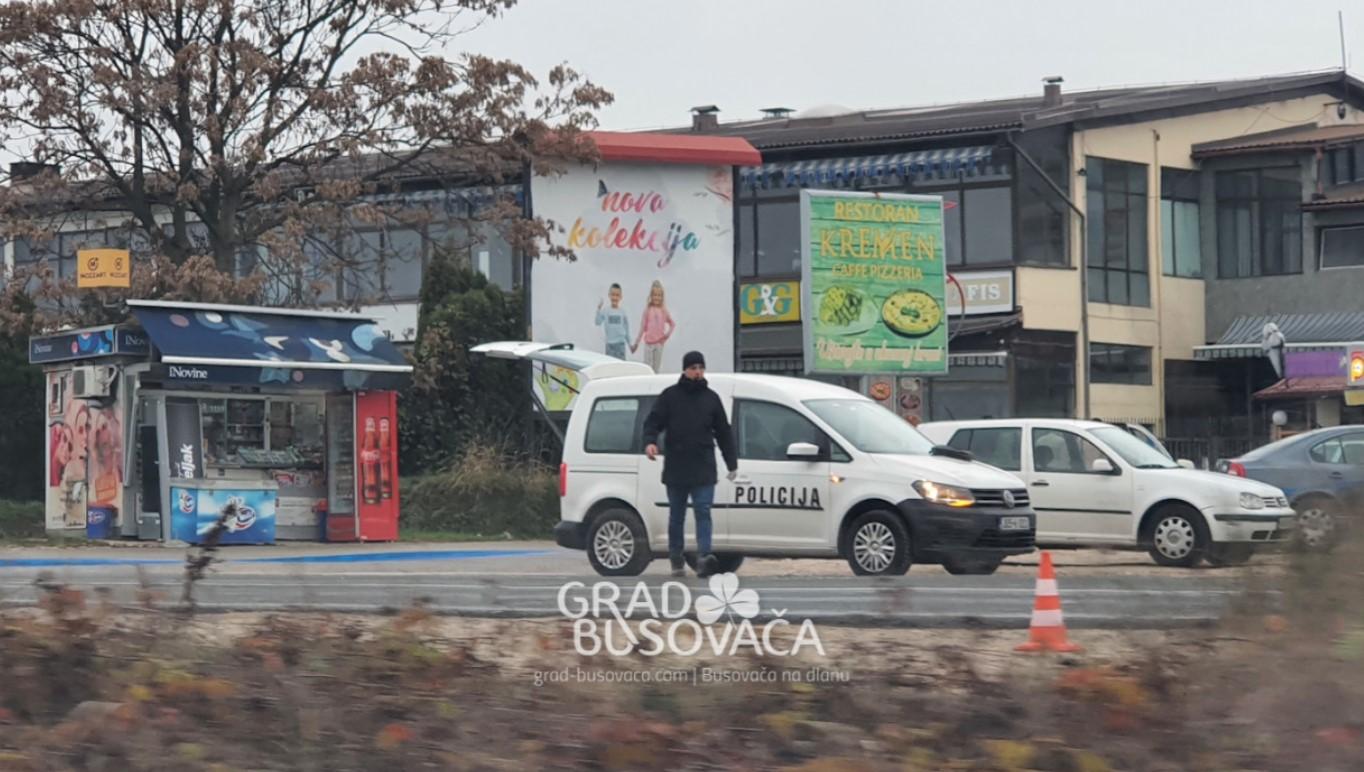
[845,511,912,576]
[586,509,651,577]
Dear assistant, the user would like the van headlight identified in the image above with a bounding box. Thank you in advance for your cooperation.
[913,480,975,508]
[1238,492,1265,510]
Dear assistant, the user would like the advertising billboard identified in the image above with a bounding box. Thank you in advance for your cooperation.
[170,485,277,545]
[530,162,735,375]
[801,190,948,375]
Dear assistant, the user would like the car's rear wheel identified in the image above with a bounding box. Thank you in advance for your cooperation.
[941,555,1004,575]
[1205,543,1255,567]
[845,511,912,576]
[1294,497,1340,552]
[1146,505,1210,568]
[683,553,745,574]
[586,508,651,577]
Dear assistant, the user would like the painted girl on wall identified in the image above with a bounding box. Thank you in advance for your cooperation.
[631,280,676,373]
[60,400,90,527]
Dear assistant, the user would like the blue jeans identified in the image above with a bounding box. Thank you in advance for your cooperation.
[666,484,714,559]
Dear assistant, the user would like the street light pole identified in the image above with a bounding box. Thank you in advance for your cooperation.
[1006,134,1090,420]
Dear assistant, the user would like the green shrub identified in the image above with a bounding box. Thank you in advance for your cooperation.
[0,500,45,540]
[401,444,557,538]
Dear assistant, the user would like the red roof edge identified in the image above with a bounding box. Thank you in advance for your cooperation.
[588,131,761,167]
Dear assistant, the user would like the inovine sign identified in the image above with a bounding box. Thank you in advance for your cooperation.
[531,162,734,376]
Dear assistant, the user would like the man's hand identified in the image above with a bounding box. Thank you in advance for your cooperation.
[727,469,738,482]
[645,443,659,461]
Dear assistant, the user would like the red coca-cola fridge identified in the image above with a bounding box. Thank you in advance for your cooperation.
[325,391,399,542]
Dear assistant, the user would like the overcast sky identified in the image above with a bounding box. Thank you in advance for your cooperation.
[455,0,1364,130]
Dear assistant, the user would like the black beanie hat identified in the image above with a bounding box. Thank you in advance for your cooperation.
[683,351,706,369]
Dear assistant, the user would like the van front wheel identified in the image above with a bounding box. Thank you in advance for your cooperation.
[586,509,651,577]
[845,511,912,576]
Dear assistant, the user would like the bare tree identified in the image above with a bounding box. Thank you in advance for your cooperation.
[0,0,608,319]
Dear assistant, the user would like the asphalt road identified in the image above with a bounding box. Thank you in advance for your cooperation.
[0,545,1272,628]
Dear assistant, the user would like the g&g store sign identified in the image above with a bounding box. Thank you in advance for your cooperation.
[740,281,801,325]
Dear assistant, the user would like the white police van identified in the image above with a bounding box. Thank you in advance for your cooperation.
[473,342,1037,577]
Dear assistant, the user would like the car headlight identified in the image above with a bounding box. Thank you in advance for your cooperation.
[1238,492,1265,510]
[913,480,975,508]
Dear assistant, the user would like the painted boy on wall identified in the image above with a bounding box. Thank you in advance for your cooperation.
[595,282,632,360]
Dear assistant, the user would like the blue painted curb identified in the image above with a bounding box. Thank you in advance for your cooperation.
[0,549,552,569]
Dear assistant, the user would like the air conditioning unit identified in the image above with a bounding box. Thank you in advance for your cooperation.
[72,365,117,399]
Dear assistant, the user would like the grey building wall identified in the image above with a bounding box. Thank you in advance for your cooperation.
[1202,152,1364,341]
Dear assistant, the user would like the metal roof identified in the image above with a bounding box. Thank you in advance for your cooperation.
[1192,123,1364,158]
[1194,312,1364,359]
[1303,182,1364,211]
[683,71,1364,152]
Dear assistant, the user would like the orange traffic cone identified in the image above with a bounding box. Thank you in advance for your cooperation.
[1017,551,1081,653]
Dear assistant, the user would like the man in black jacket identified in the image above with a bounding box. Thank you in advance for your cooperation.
[642,350,738,578]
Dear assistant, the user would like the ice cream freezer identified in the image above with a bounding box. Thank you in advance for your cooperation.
[169,479,279,545]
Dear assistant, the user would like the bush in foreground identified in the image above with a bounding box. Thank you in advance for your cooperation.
[401,443,557,539]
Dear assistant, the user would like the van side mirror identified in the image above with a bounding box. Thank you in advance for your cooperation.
[1091,458,1116,474]
[786,442,821,461]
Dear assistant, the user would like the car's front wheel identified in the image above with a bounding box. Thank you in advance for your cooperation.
[1146,505,1210,568]
[845,511,912,576]
[586,508,652,577]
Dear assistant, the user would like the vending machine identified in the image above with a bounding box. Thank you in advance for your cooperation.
[325,391,400,541]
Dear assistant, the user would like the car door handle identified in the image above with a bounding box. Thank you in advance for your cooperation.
[1032,480,1050,487]
[1330,471,1345,479]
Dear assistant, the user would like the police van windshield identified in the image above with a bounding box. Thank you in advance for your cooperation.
[804,399,935,455]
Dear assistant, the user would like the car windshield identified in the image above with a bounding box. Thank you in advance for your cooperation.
[1091,427,1178,469]
[803,399,935,455]
[1125,425,1173,460]
[1239,432,1313,463]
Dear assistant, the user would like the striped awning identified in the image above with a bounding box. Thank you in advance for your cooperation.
[361,184,523,211]
[948,351,1008,367]
[740,146,999,189]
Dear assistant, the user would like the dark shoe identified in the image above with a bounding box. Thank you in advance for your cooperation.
[697,553,719,578]
[670,556,686,578]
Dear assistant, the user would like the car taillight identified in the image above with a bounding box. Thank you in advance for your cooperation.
[559,463,568,497]
[1226,462,1247,477]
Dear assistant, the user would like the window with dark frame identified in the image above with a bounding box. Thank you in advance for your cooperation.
[1015,127,1071,267]
[1327,142,1364,186]
[1160,168,1202,278]
[1089,342,1153,385]
[1215,167,1302,278]
[1319,225,1364,269]
[1086,157,1150,306]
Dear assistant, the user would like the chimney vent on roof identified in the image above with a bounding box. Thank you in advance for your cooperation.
[761,106,795,119]
[1042,76,1064,107]
[691,104,720,132]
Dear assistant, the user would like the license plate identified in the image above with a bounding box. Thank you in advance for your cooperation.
[999,516,1030,532]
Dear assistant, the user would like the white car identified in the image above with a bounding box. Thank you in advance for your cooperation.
[473,342,1038,577]
[918,419,1297,567]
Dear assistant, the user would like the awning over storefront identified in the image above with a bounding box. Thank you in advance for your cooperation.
[1194,312,1364,360]
[1253,376,1344,400]
[740,146,998,189]
[129,300,412,390]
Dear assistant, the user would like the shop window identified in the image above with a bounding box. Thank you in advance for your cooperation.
[737,198,757,278]
[1215,167,1302,278]
[1319,225,1364,269]
[429,219,515,289]
[1014,336,1075,418]
[1328,142,1364,186]
[912,183,1013,267]
[1160,168,1202,278]
[1086,157,1149,306]
[1089,342,1152,385]
[929,363,1009,421]
[1014,127,1070,267]
[755,199,802,276]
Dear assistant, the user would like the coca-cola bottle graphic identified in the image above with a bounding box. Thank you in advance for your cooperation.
[378,417,393,500]
[360,417,380,505]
